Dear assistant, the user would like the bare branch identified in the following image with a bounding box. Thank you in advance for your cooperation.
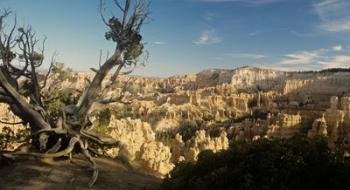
[98,77,132,104]
[41,51,57,89]
[99,0,110,27]
[80,129,119,145]
[79,139,98,188]
[110,62,124,84]
[98,49,102,67]
[122,0,131,27]
[46,138,62,153]
[0,9,11,32]
[36,35,47,67]
[6,14,17,50]
[6,137,79,158]
[113,0,126,12]
[0,119,23,125]
[0,68,51,130]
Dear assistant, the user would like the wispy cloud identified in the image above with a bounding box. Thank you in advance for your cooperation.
[199,0,285,6]
[320,55,350,68]
[194,29,222,45]
[153,41,166,45]
[203,12,215,21]
[332,45,343,51]
[279,51,323,65]
[275,45,350,70]
[314,0,350,32]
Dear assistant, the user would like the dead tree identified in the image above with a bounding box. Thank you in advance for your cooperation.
[0,0,150,187]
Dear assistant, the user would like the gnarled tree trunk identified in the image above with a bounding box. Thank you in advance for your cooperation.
[0,1,150,187]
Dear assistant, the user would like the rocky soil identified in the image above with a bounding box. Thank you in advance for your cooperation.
[0,156,161,190]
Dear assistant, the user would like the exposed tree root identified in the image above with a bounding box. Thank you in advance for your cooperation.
[2,135,102,187]
[46,138,62,153]
[79,139,98,187]
[5,137,79,158]
[2,106,122,187]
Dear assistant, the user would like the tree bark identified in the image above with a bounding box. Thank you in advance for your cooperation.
[76,49,122,120]
[0,69,50,130]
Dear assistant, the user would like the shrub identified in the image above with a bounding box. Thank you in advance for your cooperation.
[44,88,79,117]
[51,62,73,79]
[90,108,112,135]
[161,136,350,190]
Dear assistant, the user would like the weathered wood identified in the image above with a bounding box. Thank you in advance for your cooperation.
[0,1,149,186]
[76,51,121,119]
[0,69,50,130]
[79,139,98,187]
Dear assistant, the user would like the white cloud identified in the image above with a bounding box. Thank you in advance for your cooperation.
[314,0,350,32]
[320,56,350,68]
[194,29,222,45]
[332,45,343,51]
[276,45,350,70]
[153,41,166,45]
[320,19,350,32]
[280,51,321,65]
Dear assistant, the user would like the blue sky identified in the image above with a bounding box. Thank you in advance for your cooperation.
[1,0,350,77]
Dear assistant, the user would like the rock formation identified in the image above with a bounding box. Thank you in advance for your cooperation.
[308,114,328,138]
[136,141,174,177]
[170,130,229,162]
[108,116,155,160]
[3,66,350,177]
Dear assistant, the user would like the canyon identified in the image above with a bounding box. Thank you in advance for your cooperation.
[2,66,350,177]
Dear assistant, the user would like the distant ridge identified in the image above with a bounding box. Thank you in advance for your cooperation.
[196,66,350,76]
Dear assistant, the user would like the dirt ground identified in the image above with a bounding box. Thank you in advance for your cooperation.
[0,155,161,190]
